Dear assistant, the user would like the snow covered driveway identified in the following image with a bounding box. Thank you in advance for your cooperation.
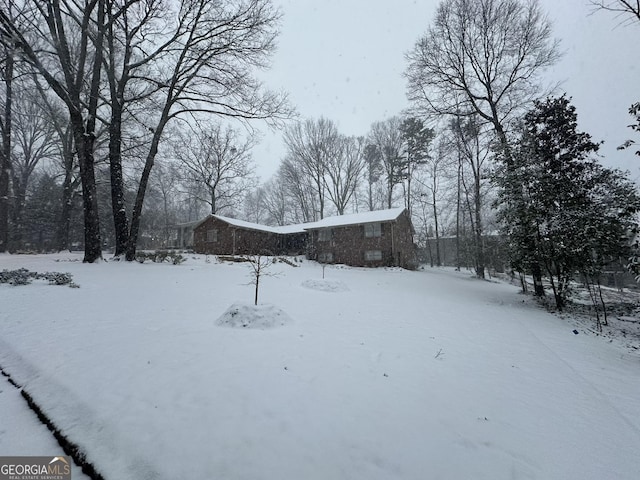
[1,253,639,479]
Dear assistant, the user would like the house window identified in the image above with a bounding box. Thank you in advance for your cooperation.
[364,250,382,261]
[318,229,332,242]
[364,223,382,238]
[207,229,218,242]
[318,252,334,263]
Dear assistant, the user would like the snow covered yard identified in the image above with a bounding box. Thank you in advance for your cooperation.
[1,253,639,480]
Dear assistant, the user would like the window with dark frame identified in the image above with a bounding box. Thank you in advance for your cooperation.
[207,229,218,242]
[364,250,382,261]
[318,229,332,241]
[364,223,382,238]
[318,252,334,262]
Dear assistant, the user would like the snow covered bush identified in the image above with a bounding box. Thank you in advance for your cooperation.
[0,269,78,287]
[0,268,31,285]
[135,251,186,264]
[277,257,298,267]
[215,303,292,329]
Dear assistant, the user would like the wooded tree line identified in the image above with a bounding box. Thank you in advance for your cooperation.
[401,0,639,308]
[0,0,639,302]
[243,113,495,278]
[243,0,640,309]
[0,0,291,261]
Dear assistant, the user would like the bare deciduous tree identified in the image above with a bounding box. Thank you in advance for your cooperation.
[10,88,59,247]
[260,174,289,225]
[414,139,448,267]
[592,1,640,156]
[368,116,405,209]
[279,155,318,223]
[118,0,292,260]
[246,252,277,305]
[150,159,182,247]
[406,0,559,291]
[102,0,169,257]
[283,118,342,219]
[173,123,257,216]
[1,0,292,261]
[405,0,560,157]
[32,81,81,252]
[0,0,28,252]
[324,135,365,215]
[450,115,492,278]
[243,185,268,225]
[1,0,107,262]
[0,33,13,252]
[591,0,640,24]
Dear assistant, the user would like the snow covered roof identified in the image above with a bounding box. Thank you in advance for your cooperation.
[173,219,205,228]
[303,207,406,230]
[195,207,407,235]
[275,223,309,234]
[203,214,308,234]
[211,215,280,233]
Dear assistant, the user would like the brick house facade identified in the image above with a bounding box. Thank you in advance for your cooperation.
[193,215,306,256]
[305,208,416,269]
[193,208,416,269]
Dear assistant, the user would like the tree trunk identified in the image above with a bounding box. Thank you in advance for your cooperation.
[0,158,9,252]
[72,115,102,262]
[432,190,441,267]
[551,279,563,311]
[426,230,434,268]
[406,173,412,218]
[108,107,130,256]
[105,2,132,257]
[57,171,74,251]
[55,129,76,252]
[0,45,13,252]
[211,190,216,214]
[254,273,259,305]
[474,173,485,278]
[318,180,325,219]
[77,0,106,263]
[531,261,545,297]
[9,173,26,249]
[126,121,167,261]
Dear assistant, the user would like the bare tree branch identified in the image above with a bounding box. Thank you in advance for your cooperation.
[405,0,561,156]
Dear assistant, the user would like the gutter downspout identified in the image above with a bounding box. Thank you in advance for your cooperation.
[232,228,236,256]
[391,222,396,266]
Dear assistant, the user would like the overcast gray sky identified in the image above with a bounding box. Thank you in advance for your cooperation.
[253,0,639,182]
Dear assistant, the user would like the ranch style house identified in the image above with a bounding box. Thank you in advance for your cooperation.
[189,207,417,269]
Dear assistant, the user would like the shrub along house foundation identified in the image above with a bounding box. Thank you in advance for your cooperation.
[193,207,416,268]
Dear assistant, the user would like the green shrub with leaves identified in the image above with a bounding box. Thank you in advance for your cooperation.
[496,96,640,310]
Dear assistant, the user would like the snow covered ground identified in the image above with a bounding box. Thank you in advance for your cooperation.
[0,380,90,479]
[1,252,639,480]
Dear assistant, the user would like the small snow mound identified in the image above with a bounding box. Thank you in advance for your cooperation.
[301,279,349,292]
[216,303,293,329]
